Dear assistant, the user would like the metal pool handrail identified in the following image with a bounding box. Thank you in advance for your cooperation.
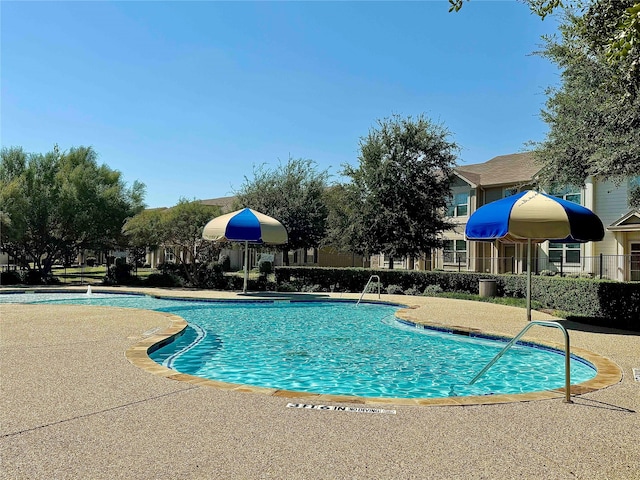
[357,275,381,306]
[468,320,573,403]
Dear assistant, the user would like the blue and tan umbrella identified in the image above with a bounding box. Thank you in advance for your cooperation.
[202,208,288,293]
[465,190,604,321]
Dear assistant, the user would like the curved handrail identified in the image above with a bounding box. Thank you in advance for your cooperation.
[468,320,573,403]
[356,275,381,306]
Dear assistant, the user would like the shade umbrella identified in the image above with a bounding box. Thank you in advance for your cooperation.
[202,208,288,293]
[465,190,604,321]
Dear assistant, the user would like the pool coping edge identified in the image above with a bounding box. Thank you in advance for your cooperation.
[124,299,623,407]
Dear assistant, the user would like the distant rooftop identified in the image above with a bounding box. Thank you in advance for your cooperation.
[200,196,237,213]
[455,152,542,187]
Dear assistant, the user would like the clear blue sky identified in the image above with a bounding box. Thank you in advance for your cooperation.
[1,1,560,208]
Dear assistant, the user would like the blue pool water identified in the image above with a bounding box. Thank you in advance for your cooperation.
[1,292,597,399]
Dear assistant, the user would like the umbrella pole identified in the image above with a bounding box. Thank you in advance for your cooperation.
[527,238,532,322]
[243,240,249,293]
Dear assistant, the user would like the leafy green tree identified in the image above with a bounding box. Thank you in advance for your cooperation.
[450,0,639,97]
[533,5,640,206]
[122,208,165,268]
[0,145,145,282]
[343,114,458,269]
[161,199,221,284]
[234,158,329,265]
[580,0,640,95]
[123,199,221,285]
[321,183,365,254]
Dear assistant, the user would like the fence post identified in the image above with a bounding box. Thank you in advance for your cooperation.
[457,256,461,272]
[560,255,563,277]
[599,253,603,280]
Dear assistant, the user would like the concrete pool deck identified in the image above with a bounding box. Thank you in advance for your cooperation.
[1,287,639,479]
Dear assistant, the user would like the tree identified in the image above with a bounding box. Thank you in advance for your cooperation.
[322,183,367,256]
[0,145,145,282]
[161,199,221,284]
[122,207,165,268]
[449,0,640,92]
[342,114,458,269]
[533,6,640,206]
[123,199,221,285]
[234,158,329,265]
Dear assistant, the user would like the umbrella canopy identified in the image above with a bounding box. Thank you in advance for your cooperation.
[465,190,604,320]
[202,208,288,244]
[465,190,604,243]
[202,208,288,292]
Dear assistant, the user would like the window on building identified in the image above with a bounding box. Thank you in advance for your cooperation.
[302,248,317,264]
[447,192,469,217]
[443,239,467,263]
[164,248,175,263]
[551,186,582,205]
[504,187,519,198]
[549,242,580,264]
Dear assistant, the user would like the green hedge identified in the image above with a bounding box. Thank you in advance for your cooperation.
[275,267,489,294]
[274,267,640,331]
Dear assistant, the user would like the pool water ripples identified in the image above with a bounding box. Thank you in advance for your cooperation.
[1,293,596,399]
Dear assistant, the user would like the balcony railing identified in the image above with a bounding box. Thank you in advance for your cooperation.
[425,254,639,281]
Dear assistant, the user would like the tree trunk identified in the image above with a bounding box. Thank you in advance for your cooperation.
[283,248,290,266]
[408,257,415,270]
[388,256,394,270]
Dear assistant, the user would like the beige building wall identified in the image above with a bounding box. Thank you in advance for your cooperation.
[593,178,633,256]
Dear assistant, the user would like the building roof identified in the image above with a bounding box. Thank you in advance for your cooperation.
[199,196,237,213]
[607,210,640,232]
[455,152,542,187]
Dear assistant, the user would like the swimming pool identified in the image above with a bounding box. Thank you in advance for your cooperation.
[0,291,597,399]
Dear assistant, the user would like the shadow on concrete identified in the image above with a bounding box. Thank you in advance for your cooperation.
[570,396,636,413]
[237,291,336,301]
[555,318,640,336]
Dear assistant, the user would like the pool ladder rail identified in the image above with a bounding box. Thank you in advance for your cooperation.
[356,275,381,306]
[468,320,573,403]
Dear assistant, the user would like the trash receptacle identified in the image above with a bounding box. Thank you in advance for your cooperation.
[478,279,497,297]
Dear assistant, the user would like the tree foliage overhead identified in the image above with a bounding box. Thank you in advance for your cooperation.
[343,114,458,267]
[450,0,640,92]
[533,3,640,206]
[123,199,221,285]
[322,183,367,255]
[234,157,329,262]
[0,145,145,281]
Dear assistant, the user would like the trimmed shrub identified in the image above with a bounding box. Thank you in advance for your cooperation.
[274,266,639,330]
[276,281,299,292]
[0,270,22,285]
[258,259,273,276]
[193,262,226,289]
[404,287,421,296]
[365,281,382,294]
[22,270,42,285]
[144,273,184,288]
[104,264,138,286]
[301,284,323,293]
[423,284,444,296]
[218,255,231,272]
[227,275,245,291]
[386,284,404,295]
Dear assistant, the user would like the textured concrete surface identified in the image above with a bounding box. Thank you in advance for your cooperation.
[1,287,639,479]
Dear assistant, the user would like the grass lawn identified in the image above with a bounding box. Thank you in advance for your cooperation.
[51,266,157,284]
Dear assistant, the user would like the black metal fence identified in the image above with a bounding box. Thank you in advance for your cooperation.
[428,254,639,281]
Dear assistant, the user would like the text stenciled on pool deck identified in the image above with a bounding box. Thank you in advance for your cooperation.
[286,403,396,414]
